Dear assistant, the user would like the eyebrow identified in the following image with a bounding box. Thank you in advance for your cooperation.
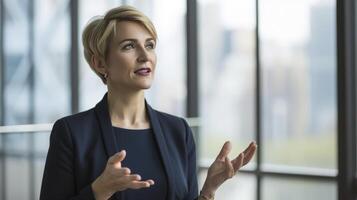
[118,38,155,45]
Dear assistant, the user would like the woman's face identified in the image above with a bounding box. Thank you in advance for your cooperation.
[105,21,157,91]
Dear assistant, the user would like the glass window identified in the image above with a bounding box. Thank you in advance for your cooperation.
[34,132,50,199]
[4,0,33,125]
[198,0,256,164]
[4,0,71,125]
[260,0,337,169]
[262,177,336,200]
[5,133,29,153]
[2,0,71,199]
[33,0,71,123]
[34,132,50,154]
[2,132,48,200]
[34,158,46,199]
[78,0,118,111]
[5,158,30,199]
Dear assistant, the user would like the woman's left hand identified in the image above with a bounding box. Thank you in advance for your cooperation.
[200,141,257,198]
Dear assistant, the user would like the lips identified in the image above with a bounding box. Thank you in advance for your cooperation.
[134,67,151,74]
[134,67,151,76]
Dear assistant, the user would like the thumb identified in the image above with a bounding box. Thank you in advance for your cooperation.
[108,150,126,167]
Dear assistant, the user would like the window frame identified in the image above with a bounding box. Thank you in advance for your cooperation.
[191,0,357,200]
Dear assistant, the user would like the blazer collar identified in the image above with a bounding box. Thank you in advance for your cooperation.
[94,93,175,199]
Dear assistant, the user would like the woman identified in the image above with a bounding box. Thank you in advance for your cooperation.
[40,5,257,200]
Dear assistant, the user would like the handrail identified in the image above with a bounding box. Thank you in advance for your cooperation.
[0,123,53,133]
[199,158,338,180]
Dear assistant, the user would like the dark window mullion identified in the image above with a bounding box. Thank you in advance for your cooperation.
[186,0,199,156]
[336,0,357,199]
[70,0,79,114]
[186,0,198,119]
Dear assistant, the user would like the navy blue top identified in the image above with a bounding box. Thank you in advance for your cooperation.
[113,126,168,200]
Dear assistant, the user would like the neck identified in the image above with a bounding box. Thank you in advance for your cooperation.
[107,87,149,129]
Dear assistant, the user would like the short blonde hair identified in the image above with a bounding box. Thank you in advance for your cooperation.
[82,5,157,84]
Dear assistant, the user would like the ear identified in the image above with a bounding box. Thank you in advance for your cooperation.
[91,55,106,75]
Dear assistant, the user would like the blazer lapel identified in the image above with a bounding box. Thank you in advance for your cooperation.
[94,93,118,157]
[94,94,123,200]
[146,101,175,200]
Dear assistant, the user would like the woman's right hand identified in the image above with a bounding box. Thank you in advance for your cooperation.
[91,150,154,200]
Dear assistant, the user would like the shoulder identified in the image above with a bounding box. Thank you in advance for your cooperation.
[153,109,189,128]
[50,108,99,145]
[152,109,196,155]
[151,109,193,141]
[56,108,95,124]
[53,108,96,131]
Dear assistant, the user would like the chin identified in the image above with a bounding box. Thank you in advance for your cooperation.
[140,79,154,88]
[141,85,152,90]
[137,82,153,90]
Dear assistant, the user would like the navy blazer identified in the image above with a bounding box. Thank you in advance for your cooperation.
[40,94,198,200]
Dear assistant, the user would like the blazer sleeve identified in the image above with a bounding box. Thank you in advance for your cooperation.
[40,119,96,200]
[182,118,199,200]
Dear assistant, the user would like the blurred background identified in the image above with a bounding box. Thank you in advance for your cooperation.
[0,0,356,199]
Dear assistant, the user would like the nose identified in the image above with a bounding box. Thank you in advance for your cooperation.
[136,45,149,63]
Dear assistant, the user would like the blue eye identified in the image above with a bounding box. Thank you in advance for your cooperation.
[146,43,155,49]
[123,43,135,50]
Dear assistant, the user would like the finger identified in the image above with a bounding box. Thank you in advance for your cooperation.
[108,150,126,166]
[232,152,244,171]
[116,167,131,176]
[127,180,153,189]
[114,176,152,191]
[243,144,257,165]
[224,156,235,178]
[215,141,232,162]
[242,141,256,156]
[147,179,155,185]
[120,174,142,182]
[115,174,142,190]
[236,142,257,166]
